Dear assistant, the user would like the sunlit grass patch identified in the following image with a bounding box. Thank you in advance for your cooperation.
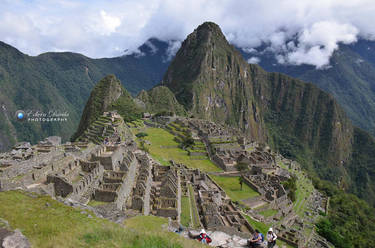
[210,175,259,202]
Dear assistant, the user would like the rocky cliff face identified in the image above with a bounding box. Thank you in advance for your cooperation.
[254,68,353,179]
[162,22,375,205]
[162,22,266,142]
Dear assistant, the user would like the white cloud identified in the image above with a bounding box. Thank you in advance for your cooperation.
[96,10,121,36]
[0,0,374,67]
[247,57,260,64]
[164,40,181,62]
[284,21,359,68]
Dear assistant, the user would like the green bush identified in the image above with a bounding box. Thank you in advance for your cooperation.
[282,176,297,202]
[313,178,375,248]
[136,132,148,138]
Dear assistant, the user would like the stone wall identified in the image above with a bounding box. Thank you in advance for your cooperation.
[152,165,180,219]
[131,153,152,212]
[114,151,138,210]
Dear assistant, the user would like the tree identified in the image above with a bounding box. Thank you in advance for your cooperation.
[282,176,297,202]
[236,162,249,172]
[239,176,244,190]
[236,162,249,191]
[180,131,195,150]
[136,132,148,138]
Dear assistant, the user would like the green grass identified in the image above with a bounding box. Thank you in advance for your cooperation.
[0,190,206,248]
[245,215,270,234]
[244,215,295,248]
[180,196,191,227]
[277,160,314,217]
[142,128,221,172]
[210,175,259,202]
[188,184,201,228]
[258,209,278,218]
[87,200,108,207]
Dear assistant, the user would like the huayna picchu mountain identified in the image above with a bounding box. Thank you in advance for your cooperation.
[162,22,375,207]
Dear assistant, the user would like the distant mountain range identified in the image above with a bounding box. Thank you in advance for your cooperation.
[1,26,375,162]
[240,39,375,137]
[0,39,169,151]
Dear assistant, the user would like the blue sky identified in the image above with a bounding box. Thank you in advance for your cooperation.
[1,0,375,67]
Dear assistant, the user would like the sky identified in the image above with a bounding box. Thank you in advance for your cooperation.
[1,0,375,68]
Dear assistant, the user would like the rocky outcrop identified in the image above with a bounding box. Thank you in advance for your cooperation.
[1,229,30,248]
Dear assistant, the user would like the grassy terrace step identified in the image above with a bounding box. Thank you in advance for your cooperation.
[188,184,201,229]
[277,160,314,217]
[166,127,187,139]
[258,209,278,218]
[0,191,206,248]
[180,196,191,227]
[98,116,111,121]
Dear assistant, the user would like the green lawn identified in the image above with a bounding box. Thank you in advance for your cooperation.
[245,215,270,234]
[0,190,206,248]
[293,171,314,217]
[210,175,259,202]
[142,128,222,172]
[180,196,191,227]
[258,209,278,218]
[188,184,201,229]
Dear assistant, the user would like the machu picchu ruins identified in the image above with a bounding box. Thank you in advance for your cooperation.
[0,112,333,248]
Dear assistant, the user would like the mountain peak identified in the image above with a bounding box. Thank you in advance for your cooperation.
[162,21,266,141]
[187,21,228,47]
[162,22,235,102]
[195,21,223,35]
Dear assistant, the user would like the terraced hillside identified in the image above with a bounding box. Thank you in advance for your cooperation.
[77,112,132,144]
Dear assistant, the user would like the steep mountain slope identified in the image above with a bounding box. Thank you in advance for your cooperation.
[0,39,169,151]
[72,75,141,141]
[162,22,375,206]
[162,23,267,142]
[137,86,186,115]
[242,40,375,136]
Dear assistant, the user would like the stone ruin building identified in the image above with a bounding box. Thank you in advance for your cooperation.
[175,162,255,237]
[150,165,180,219]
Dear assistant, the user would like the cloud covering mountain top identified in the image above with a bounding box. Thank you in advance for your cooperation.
[1,0,374,67]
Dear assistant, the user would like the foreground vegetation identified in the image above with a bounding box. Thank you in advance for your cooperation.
[0,191,205,248]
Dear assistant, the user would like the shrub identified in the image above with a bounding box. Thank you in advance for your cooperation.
[136,132,148,138]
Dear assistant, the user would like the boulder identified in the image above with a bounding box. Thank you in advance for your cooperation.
[2,229,30,248]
